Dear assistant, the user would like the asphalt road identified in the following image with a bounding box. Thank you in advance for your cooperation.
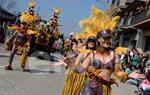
[0,44,137,95]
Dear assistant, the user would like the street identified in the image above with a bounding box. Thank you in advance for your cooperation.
[0,45,137,95]
[0,0,150,94]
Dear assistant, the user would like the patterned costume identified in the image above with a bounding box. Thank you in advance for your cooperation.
[61,37,97,95]
[62,6,129,95]
[5,0,36,71]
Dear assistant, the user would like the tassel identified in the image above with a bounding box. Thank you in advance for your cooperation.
[20,54,27,68]
[61,69,87,95]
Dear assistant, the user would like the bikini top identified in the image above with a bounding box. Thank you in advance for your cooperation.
[91,52,116,70]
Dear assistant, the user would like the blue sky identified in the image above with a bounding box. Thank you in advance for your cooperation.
[17,0,108,36]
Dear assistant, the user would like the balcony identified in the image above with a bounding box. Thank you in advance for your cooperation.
[114,0,146,17]
[113,6,126,17]
[125,0,135,5]
[122,9,150,29]
[124,0,145,13]
[0,7,16,21]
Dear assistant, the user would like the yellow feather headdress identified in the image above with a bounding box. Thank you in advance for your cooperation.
[77,6,120,39]
[20,12,35,25]
[54,7,61,14]
[28,0,35,8]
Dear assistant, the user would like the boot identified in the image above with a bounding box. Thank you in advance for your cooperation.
[5,65,13,70]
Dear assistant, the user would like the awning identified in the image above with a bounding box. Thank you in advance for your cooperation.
[124,19,150,29]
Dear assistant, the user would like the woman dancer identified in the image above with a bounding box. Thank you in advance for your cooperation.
[61,36,97,95]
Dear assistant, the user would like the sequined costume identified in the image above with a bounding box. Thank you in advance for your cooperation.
[66,6,128,95]
[72,51,128,95]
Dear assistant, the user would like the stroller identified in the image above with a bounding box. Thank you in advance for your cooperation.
[135,70,150,95]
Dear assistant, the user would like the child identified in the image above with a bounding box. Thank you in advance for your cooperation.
[138,70,150,94]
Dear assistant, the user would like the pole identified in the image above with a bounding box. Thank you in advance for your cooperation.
[37,6,40,16]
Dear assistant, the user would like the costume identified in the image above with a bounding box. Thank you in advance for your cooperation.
[62,37,97,95]
[5,0,36,71]
[46,8,61,54]
[66,6,128,95]
[61,52,90,95]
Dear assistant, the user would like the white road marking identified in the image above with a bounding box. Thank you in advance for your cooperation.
[0,65,6,69]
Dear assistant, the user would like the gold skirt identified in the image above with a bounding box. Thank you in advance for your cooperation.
[61,69,87,95]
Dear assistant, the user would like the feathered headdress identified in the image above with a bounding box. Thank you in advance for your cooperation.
[76,6,120,39]
[20,12,35,25]
[54,7,61,14]
[28,0,35,8]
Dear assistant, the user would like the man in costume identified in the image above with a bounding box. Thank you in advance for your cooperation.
[5,0,36,71]
[47,7,61,54]
[5,22,30,71]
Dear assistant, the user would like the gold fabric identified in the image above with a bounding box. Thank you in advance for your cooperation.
[61,69,87,95]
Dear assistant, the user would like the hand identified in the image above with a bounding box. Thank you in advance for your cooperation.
[62,57,68,61]
[51,62,63,67]
[128,71,145,79]
[52,59,67,67]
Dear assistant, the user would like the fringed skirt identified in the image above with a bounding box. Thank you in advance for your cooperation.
[61,69,87,95]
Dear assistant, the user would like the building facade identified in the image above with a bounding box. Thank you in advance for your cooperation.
[0,7,16,43]
[108,0,150,51]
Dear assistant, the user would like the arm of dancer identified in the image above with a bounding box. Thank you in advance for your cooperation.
[72,54,91,74]
[52,53,82,67]
[64,51,78,61]
[74,53,84,66]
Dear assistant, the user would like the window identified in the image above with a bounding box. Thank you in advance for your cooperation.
[116,0,120,6]
[145,36,150,51]
[127,17,133,26]
[120,17,125,26]
[112,0,116,5]
[123,37,130,47]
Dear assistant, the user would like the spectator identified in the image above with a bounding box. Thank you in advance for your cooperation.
[138,70,150,94]
[131,50,141,68]
[0,25,4,43]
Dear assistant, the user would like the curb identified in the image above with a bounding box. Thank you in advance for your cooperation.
[0,53,10,57]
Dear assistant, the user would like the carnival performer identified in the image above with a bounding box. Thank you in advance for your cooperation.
[49,7,61,33]
[61,36,97,95]
[63,38,74,57]
[5,0,36,71]
[57,6,145,95]
[59,30,145,95]
[53,36,97,95]
[46,7,61,54]
[5,22,30,71]
[53,38,84,67]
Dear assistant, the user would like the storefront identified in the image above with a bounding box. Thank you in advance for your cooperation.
[0,7,16,43]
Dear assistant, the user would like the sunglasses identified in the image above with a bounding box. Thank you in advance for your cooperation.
[102,36,112,40]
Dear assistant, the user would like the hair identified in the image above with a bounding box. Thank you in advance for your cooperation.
[86,39,96,50]
[77,39,83,44]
